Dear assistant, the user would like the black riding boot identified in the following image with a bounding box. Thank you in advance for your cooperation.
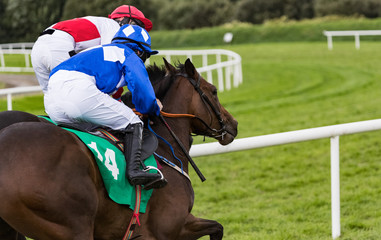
[124,123,163,187]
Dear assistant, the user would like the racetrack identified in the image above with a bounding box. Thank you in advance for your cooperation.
[0,74,37,88]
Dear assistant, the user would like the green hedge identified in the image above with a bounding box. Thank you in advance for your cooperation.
[150,17,381,49]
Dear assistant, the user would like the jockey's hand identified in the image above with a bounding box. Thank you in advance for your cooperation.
[156,98,163,111]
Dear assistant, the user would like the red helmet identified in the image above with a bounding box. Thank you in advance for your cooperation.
[109,5,153,32]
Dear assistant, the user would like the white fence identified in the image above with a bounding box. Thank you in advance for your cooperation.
[0,43,242,92]
[0,47,242,109]
[0,86,42,110]
[149,49,242,92]
[190,118,381,239]
[323,30,381,50]
[0,42,34,72]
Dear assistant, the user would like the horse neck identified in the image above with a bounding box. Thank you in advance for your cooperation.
[152,117,192,173]
[152,87,193,173]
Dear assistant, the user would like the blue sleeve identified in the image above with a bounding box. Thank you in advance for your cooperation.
[123,53,160,116]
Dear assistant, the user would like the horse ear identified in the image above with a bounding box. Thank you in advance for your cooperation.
[163,58,176,74]
[184,58,197,78]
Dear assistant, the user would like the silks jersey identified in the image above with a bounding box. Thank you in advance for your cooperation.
[51,16,120,54]
[50,43,160,116]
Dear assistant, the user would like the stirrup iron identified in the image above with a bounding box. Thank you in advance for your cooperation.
[142,166,167,190]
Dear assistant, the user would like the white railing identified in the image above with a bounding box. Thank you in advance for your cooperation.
[0,43,242,92]
[0,43,34,72]
[190,119,381,239]
[323,30,381,50]
[0,48,242,109]
[149,49,242,92]
[0,86,42,110]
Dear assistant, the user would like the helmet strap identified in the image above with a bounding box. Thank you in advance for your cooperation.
[116,17,131,26]
[134,50,149,63]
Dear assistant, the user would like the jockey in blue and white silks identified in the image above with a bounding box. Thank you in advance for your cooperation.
[44,24,167,189]
[45,24,159,130]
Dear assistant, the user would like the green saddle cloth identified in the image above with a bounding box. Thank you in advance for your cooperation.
[39,116,155,213]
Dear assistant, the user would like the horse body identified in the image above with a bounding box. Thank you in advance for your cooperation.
[0,123,99,239]
[0,59,237,240]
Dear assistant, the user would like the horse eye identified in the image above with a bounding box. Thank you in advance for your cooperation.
[212,88,218,96]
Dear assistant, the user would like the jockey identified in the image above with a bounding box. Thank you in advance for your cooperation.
[44,24,166,189]
[31,5,152,94]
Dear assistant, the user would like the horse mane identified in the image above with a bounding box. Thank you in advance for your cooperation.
[146,62,186,101]
[146,63,166,86]
[121,61,186,107]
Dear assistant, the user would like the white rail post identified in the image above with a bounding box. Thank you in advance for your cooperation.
[327,34,333,50]
[225,65,231,90]
[202,54,209,82]
[187,54,192,62]
[331,136,341,239]
[216,54,224,92]
[166,55,171,63]
[0,48,5,68]
[25,53,30,68]
[7,93,12,110]
[202,54,208,68]
[355,33,360,50]
[207,70,213,85]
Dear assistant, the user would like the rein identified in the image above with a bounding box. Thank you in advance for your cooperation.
[158,114,206,182]
[156,73,227,182]
[132,73,227,183]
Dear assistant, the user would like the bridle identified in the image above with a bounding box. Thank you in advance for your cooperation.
[175,73,228,140]
[150,72,229,182]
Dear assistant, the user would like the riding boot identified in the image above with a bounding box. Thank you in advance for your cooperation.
[123,123,164,188]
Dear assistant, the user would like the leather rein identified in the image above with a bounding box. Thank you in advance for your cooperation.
[157,73,228,182]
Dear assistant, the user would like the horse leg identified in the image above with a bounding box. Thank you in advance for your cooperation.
[178,214,223,240]
[0,218,26,240]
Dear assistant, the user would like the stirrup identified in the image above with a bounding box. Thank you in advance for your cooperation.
[142,166,167,190]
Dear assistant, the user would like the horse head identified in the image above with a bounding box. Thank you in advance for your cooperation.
[157,58,238,145]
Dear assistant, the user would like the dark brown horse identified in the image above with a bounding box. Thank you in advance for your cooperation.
[0,58,238,240]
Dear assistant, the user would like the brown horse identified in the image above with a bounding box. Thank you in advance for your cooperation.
[0,58,238,240]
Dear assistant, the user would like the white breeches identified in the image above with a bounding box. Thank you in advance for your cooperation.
[31,31,75,94]
[44,70,142,131]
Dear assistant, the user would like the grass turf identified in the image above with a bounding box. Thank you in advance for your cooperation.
[3,41,381,239]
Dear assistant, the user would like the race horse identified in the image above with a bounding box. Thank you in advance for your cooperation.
[0,58,238,240]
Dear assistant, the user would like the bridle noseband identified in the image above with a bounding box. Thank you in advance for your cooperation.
[176,73,227,140]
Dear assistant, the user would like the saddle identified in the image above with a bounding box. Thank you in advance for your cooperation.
[57,122,158,160]
[38,116,160,212]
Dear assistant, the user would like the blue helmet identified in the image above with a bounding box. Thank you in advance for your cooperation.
[112,24,158,56]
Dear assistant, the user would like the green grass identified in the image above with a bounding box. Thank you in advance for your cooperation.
[189,42,381,240]
[1,54,32,68]
[4,41,381,239]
